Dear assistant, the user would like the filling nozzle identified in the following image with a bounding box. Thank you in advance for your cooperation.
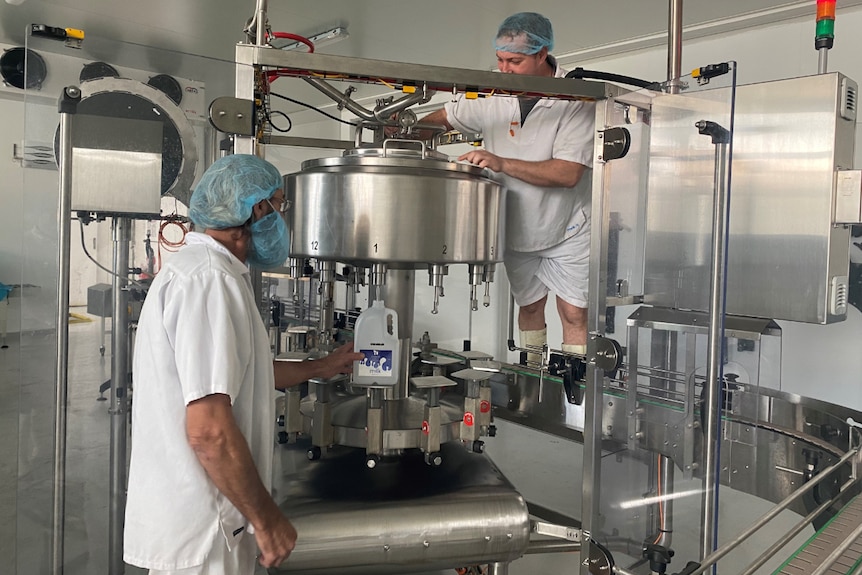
[468,264,483,311]
[427,264,448,315]
[351,267,366,294]
[289,257,303,302]
[369,263,388,302]
[482,264,496,307]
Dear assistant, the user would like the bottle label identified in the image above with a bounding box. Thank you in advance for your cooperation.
[357,349,394,377]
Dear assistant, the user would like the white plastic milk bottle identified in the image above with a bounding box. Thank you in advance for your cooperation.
[353,300,400,386]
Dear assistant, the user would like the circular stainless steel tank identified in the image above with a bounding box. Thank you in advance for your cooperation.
[284,145,505,266]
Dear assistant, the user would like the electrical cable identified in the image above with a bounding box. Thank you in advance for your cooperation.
[565,67,657,89]
[269,91,358,126]
[77,219,147,289]
[267,109,292,132]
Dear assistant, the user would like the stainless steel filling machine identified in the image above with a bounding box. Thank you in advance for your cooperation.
[218,6,862,575]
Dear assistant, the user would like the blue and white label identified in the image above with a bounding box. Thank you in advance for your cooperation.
[357,349,394,377]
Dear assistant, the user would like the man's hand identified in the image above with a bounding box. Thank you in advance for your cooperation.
[458,150,506,172]
[318,342,365,378]
[255,513,298,568]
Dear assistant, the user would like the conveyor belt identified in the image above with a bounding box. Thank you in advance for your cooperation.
[774,495,862,575]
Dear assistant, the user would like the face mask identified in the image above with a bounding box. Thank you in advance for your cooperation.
[246,210,290,269]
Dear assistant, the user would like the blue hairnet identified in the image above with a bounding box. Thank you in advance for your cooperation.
[189,155,282,230]
[494,12,554,55]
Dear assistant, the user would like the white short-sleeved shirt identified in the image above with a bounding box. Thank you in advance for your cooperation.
[124,232,275,571]
[444,62,596,253]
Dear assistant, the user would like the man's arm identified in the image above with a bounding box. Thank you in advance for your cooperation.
[273,342,364,390]
[419,108,453,132]
[186,394,296,568]
[458,150,587,188]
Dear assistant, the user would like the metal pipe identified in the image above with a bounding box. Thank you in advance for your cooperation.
[109,217,131,575]
[487,563,509,575]
[372,88,432,122]
[649,454,674,549]
[524,540,581,554]
[254,0,267,46]
[52,85,80,575]
[700,133,730,559]
[739,478,857,575]
[507,292,516,350]
[685,446,859,575]
[818,48,829,74]
[304,77,377,121]
[667,0,683,93]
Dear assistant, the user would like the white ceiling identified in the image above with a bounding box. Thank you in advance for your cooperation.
[2,0,858,120]
[0,0,850,72]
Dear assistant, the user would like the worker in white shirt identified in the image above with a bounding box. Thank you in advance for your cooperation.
[419,12,595,360]
[124,154,363,574]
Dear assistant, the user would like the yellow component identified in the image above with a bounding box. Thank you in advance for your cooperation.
[65,28,85,40]
[402,85,416,94]
[691,68,701,78]
[465,91,479,99]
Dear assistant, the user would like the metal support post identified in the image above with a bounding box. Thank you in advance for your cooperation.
[317,260,335,348]
[696,120,731,560]
[581,98,614,575]
[109,216,132,575]
[377,269,414,401]
[53,85,80,575]
[667,0,684,93]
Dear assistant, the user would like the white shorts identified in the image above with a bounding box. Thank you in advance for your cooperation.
[504,229,590,309]
[147,531,257,575]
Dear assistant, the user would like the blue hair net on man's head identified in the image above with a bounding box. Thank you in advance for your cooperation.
[189,154,282,230]
[494,12,554,55]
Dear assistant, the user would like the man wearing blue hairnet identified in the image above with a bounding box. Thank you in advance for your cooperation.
[125,154,363,574]
[421,12,595,360]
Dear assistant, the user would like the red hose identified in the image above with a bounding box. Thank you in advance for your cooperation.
[266,32,314,84]
[270,31,314,53]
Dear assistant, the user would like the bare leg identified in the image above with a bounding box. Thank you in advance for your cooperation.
[518,295,547,331]
[557,296,587,347]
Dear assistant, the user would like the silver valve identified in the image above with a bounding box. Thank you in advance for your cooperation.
[482,264,496,308]
[317,260,336,284]
[288,257,303,279]
[370,262,388,287]
[289,257,303,303]
[468,264,483,311]
[428,264,448,315]
[351,267,366,294]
